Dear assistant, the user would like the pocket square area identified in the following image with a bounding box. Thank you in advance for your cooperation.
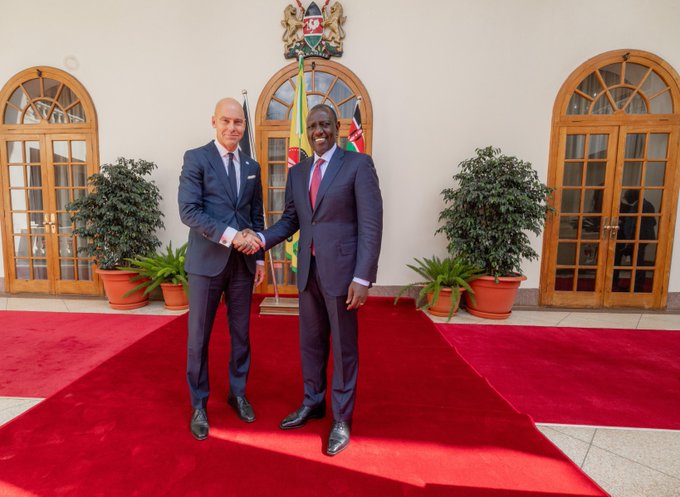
[247,175,256,179]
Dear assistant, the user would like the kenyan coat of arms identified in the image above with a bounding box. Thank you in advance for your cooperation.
[281,0,346,59]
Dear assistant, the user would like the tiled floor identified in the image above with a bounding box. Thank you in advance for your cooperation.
[1,297,679,496]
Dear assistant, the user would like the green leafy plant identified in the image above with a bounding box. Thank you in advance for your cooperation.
[395,255,483,321]
[437,146,554,278]
[119,242,188,297]
[66,157,165,270]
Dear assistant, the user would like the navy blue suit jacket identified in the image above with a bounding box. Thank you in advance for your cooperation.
[262,147,382,297]
[178,142,264,277]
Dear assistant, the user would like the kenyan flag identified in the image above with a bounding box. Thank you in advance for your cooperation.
[346,100,365,153]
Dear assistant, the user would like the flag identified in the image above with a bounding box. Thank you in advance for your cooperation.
[238,98,253,158]
[284,56,311,273]
[346,100,364,153]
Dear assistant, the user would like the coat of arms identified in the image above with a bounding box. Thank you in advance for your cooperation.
[281,0,346,59]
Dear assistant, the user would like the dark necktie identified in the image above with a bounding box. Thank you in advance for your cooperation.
[309,158,324,209]
[227,152,238,199]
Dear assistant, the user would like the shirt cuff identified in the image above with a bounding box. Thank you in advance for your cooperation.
[256,260,264,266]
[352,277,370,287]
[257,233,266,245]
[220,227,239,246]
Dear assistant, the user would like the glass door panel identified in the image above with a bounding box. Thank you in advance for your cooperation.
[548,127,618,307]
[604,128,675,308]
[45,136,98,293]
[2,138,50,292]
[261,132,297,294]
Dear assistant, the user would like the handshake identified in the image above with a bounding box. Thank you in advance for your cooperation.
[232,228,265,255]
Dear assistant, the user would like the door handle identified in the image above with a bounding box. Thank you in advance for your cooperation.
[601,217,609,239]
[608,217,619,240]
[43,213,57,233]
[609,225,619,239]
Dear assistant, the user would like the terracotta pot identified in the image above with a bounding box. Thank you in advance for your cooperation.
[426,287,465,317]
[96,269,149,310]
[464,275,527,320]
[160,283,189,310]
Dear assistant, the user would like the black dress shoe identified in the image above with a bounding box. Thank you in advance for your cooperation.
[326,420,351,456]
[190,408,209,440]
[228,393,256,423]
[279,401,326,430]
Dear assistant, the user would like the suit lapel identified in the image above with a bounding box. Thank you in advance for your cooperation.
[313,147,344,212]
[205,142,237,205]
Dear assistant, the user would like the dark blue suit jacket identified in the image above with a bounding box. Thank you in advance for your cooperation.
[262,147,382,296]
[178,141,264,277]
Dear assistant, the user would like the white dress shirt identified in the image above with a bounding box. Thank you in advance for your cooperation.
[215,140,263,266]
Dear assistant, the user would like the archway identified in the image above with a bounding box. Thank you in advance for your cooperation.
[540,50,680,309]
[0,66,100,294]
[255,59,372,294]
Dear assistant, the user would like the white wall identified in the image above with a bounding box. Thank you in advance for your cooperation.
[1,0,679,291]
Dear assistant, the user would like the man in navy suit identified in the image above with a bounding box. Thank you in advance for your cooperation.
[178,97,265,441]
[246,103,383,455]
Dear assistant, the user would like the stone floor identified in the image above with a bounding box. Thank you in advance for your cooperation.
[1,296,679,496]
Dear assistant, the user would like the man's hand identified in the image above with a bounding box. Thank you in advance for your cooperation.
[254,264,265,287]
[346,281,368,310]
[233,229,264,255]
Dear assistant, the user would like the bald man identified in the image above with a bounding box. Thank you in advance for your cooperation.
[178,97,265,440]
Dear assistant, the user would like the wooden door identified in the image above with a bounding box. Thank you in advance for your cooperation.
[605,126,677,308]
[0,134,99,294]
[542,126,677,308]
[543,127,618,307]
[259,129,298,293]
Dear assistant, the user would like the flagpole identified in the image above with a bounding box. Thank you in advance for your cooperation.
[242,89,280,302]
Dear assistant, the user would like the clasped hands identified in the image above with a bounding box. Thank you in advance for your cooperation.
[232,229,264,255]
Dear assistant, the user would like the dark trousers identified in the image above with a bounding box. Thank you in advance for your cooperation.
[298,258,359,422]
[186,251,253,409]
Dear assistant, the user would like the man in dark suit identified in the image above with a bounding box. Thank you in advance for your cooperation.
[178,97,265,441]
[246,103,383,455]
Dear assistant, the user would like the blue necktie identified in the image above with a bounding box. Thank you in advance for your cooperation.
[227,152,238,199]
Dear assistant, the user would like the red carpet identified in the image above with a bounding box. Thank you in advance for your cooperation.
[0,300,606,496]
[437,323,680,429]
[0,311,176,397]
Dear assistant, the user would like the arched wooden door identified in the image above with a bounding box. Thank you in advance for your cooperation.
[0,67,100,294]
[541,50,680,309]
[255,59,372,294]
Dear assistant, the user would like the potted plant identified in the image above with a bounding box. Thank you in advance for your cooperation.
[67,157,164,309]
[437,147,553,319]
[395,255,483,321]
[120,242,189,310]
